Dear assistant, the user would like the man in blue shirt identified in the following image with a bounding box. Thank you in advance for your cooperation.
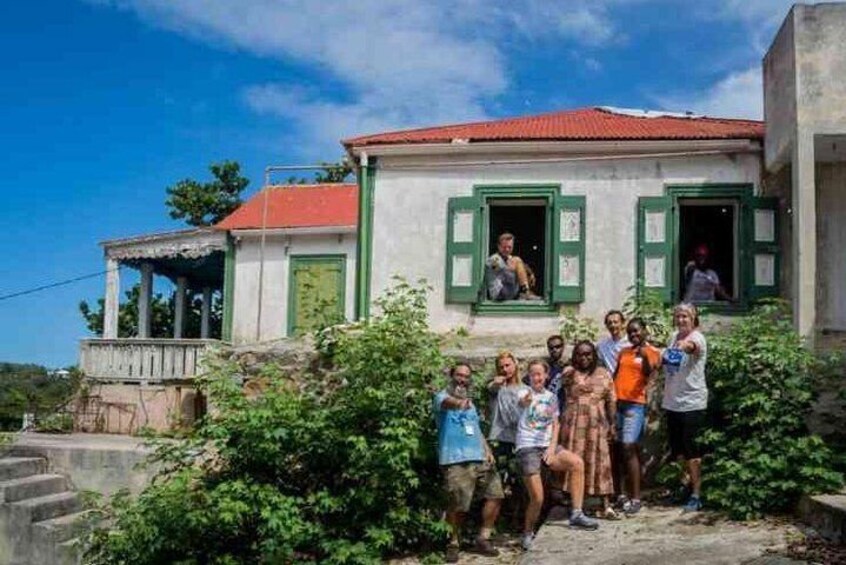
[434,362,503,562]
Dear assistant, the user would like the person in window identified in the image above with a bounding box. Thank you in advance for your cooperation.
[485,232,539,301]
[683,244,732,302]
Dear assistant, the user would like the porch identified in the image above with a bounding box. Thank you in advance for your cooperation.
[80,227,231,384]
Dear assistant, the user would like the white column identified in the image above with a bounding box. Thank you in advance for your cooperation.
[174,276,188,339]
[792,130,817,338]
[103,258,120,338]
[138,262,153,338]
[200,286,212,339]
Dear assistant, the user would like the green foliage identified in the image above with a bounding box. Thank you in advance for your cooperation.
[622,285,674,345]
[285,160,353,184]
[85,280,451,564]
[558,312,599,344]
[702,300,844,519]
[0,364,80,431]
[166,161,249,227]
[79,284,222,339]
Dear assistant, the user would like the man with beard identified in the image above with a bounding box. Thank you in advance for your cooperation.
[434,362,503,562]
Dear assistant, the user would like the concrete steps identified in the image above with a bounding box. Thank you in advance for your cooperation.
[0,473,68,503]
[0,456,93,565]
[0,457,46,481]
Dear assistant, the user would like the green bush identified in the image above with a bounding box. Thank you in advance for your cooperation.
[702,300,844,519]
[85,280,450,564]
[559,311,600,344]
[622,285,674,345]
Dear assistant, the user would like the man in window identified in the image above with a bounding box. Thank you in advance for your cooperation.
[485,232,538,301]
[683,244,733,303]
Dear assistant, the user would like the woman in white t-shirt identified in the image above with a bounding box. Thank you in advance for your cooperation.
[515,359,598,550]
[661,302,708,512]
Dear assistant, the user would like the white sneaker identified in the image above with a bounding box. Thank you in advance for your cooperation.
[521,532,534,550]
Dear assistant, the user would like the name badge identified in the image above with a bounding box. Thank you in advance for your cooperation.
[464,423,475,436]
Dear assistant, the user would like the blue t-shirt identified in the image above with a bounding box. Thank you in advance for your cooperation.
[433,390,486,466]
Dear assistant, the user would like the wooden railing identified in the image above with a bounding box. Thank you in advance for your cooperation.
[79,338,219,383]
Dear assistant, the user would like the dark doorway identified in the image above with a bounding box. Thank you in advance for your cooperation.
[678,200,736,301]
[488,202,547,296]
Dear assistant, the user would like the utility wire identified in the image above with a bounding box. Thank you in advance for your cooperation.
[0,268,118,302]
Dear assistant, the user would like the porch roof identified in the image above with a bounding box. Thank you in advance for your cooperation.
[101,227,227,287]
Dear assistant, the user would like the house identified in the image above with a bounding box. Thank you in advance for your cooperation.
[343,107,770,335]
[217,183,358,342]
[77,2,846,433]
[77,184,356,432]
[762,2,846,337]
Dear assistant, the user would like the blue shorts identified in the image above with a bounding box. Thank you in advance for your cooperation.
[616,402,647,444]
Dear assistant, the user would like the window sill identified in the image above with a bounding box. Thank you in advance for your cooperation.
[473,300,558,316]
[687,301,749,315]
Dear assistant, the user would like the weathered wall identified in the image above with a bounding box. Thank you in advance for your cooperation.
[793,3,846,134]
[763,9,796,170]
[816,162,846,330]
[369,152,761,333]
[231,233,356,344]
[75,382,199,435]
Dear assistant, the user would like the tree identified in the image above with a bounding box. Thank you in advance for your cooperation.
[79,285,223,339]
[79,284,173,338]
[165,161,250,226]
[285,160,353,184]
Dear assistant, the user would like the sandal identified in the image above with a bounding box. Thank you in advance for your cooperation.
[600,506,623,520]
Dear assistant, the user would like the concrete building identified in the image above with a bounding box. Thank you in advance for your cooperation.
[344,107,770,334]
[763,2,846,336]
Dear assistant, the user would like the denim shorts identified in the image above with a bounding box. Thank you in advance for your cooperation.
[616,401,647,444]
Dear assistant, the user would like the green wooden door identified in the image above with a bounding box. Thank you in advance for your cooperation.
[288,255,346,336]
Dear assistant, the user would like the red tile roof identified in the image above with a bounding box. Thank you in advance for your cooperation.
[343,107,764,148]
[216,183,358,231]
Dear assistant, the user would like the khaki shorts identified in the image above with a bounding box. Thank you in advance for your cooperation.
[442,462,504,513]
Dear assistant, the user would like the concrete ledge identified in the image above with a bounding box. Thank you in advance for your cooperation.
[5,433,158,496]
[798,493,846,543]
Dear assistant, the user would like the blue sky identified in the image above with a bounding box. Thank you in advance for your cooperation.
[0,0,804,367]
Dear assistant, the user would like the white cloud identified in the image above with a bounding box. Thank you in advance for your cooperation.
[655,67,763,120]
[88,0,638,154]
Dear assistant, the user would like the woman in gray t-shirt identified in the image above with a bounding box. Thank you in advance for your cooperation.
[661,302,708,512]
[487,352,526,464]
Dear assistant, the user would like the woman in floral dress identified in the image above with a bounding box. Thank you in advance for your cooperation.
[561,340,619,518]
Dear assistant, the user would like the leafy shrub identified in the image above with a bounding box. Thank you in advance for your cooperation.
[622,285,674,345]
[559,311,599,344]
[85,280,450,564]
[702,300,844,519]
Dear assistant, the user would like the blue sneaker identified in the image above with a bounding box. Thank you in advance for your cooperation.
[683,495,702,513]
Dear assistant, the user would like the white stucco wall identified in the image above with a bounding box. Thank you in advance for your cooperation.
[369,152,761,334]
[231,233,357,344]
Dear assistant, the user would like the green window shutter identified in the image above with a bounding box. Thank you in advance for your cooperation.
[637,196,674,303]
[445,196,482,303]
[552,195,586,303]
[745,197,780,301]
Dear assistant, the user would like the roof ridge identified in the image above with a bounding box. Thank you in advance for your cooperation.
[343,107,598,145]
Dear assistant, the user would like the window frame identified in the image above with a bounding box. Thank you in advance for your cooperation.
[665,184,755,314]
[472,184,561,315]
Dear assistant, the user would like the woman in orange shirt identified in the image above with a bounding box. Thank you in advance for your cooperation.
[613,318,661,515]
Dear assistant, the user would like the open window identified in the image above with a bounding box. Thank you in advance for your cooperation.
[487,199,547,297]
[637,186,779,309]
[445,186,585,309]
[678,199,737,303]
